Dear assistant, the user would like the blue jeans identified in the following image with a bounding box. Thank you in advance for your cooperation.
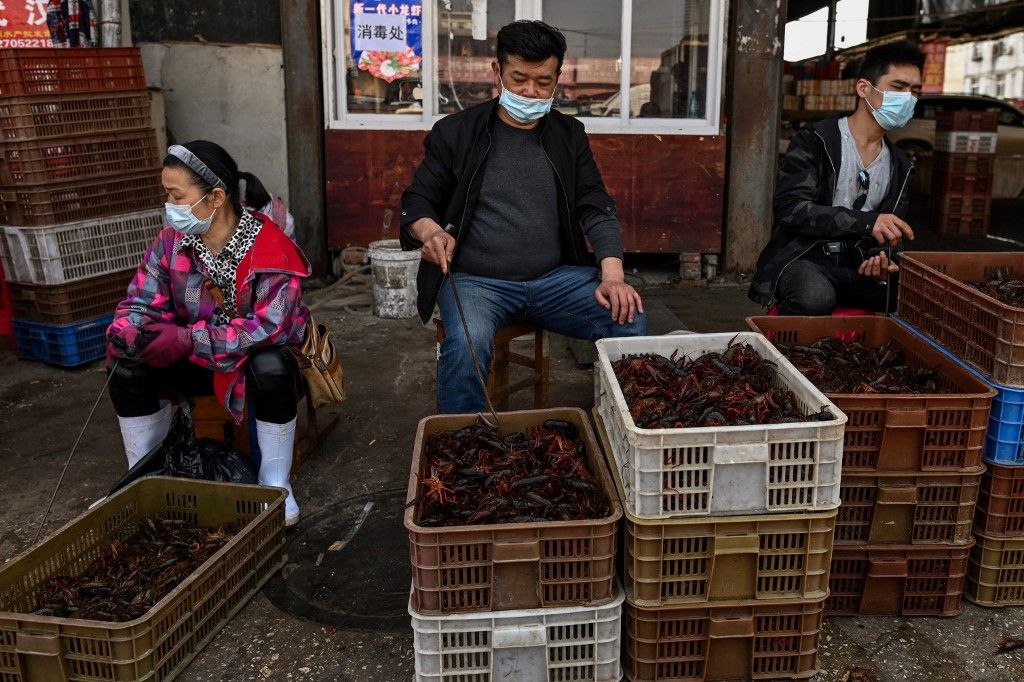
[437,265,647,413]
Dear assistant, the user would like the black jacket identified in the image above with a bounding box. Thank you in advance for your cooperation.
[400,99,617,323]
[748,117,913,307]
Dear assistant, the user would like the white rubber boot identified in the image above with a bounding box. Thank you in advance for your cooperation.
[117,402,173,469]
[256,418,300,527]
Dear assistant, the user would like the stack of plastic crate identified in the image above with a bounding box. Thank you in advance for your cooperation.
[405,408,626,682]
[0,48,164,366]
[593,333,846,682]
[929,111,998,236]
[747,316,994,619]
[895,251,1024,608]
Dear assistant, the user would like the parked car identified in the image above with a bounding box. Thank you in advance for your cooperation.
[887,93,1024,156]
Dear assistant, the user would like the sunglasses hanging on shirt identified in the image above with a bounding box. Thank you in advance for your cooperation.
[853,169,871,211]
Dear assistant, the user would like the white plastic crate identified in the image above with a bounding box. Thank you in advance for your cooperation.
[410,586,624,682]
[0,208,161,285]
[595,333,846,519]
[934,131,997,154]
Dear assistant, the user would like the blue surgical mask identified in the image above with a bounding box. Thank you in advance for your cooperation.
[499,78,554,123]
[165,194,215,236]
[866,85,917,130]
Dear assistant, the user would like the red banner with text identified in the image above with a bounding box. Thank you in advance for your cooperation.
[0,1,52,48]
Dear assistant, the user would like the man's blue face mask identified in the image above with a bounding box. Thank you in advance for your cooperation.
[499,76,554,123]
[865,84,918,130]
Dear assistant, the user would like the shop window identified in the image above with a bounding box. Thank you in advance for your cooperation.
[322,0,726,134]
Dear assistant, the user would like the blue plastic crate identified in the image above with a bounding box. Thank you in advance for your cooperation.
[897,318,1024,465]
[11,314,112,367]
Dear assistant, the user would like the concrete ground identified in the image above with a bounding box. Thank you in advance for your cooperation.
[2,206,1024,681]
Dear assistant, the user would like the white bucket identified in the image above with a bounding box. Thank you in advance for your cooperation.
[368,239,420,319]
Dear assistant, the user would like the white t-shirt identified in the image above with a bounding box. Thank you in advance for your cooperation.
[832,117,890,212]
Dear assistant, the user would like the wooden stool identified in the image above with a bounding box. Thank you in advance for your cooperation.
[434,319,550,410]
[191,393,339,474]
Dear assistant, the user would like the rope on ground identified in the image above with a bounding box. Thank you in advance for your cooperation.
[307,247,374,315]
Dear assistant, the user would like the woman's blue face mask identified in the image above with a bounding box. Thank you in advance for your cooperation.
[165,194,215,236]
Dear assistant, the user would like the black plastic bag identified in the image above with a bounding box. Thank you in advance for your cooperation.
[109,400,257,496]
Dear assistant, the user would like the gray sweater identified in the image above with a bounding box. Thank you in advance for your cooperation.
[454,120,623,281]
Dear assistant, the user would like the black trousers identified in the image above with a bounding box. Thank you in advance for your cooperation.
[776,251,898,315]
[109,346,300,424]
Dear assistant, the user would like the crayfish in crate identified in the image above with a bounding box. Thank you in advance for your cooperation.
[777,337,940,394]
[612,340,834,428]
[411,419,611,527]
[28,517,235,622]
[966,266,1024,308]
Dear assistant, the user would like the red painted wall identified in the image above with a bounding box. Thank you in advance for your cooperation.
[325,129,724,254]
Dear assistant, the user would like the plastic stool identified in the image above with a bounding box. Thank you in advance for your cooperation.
[434,319,549,410]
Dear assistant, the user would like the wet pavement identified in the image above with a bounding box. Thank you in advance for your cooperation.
[2,209,1024,680]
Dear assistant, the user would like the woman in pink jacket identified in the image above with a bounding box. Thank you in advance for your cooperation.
[107,141,310,526]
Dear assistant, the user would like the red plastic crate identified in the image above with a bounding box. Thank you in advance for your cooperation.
[746,316,995,472]
[933,211,991,237]
[935,110,999,133]
[0,49,145,97]
[0,129,159,186]
[0,91,151,142]
[932,152,996,177]
[0,169,163,226]
[931,170,994,197]
[897,252,1024,386]
[827,542,973,616]
[974,461,1024,536]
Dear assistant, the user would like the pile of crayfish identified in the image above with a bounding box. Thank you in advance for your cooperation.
[777,337,940,394]
[414,420,611,527]
[966,267,1024,308]
[612,341,833,428]
[29,517,234,621]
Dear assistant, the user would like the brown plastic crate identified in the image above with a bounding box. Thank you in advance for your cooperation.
[933,211,991,237]
[975,462,1024,536]
[0,49,145,97]
[836,469,982,545]
[827,542,972,616]
[930,194,991,217]
[0,477,286,681]
[931,170,994,197]
[931,151,996,177]
[746,316,995,471]
[592,406,836,608]
[624,595,825,682]
[7,269,132,324]
[0,91,151,141]
[406,408,622,615]
[965,531,1024,607]
[897,252,1024,386]
[0,169,163,226]
[0,129,159,186]
[935,110,999,133]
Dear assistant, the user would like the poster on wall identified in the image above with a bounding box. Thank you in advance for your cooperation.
[0,0,52,48]
[922,40,947,94]
[351,1,423,83]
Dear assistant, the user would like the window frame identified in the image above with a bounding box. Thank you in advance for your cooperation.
[321,0,727,135]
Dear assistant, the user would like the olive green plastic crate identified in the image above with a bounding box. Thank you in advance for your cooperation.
[595,409,836,608]
[0,477,286,681]
[966,531,1024,607]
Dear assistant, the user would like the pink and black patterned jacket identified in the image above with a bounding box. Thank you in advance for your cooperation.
[108,212,311,422]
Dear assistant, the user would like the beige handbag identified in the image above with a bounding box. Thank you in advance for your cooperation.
[292,317,346,409]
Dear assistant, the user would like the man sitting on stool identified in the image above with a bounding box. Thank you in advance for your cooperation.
[400,20,646,414]
[749,41,924,315]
